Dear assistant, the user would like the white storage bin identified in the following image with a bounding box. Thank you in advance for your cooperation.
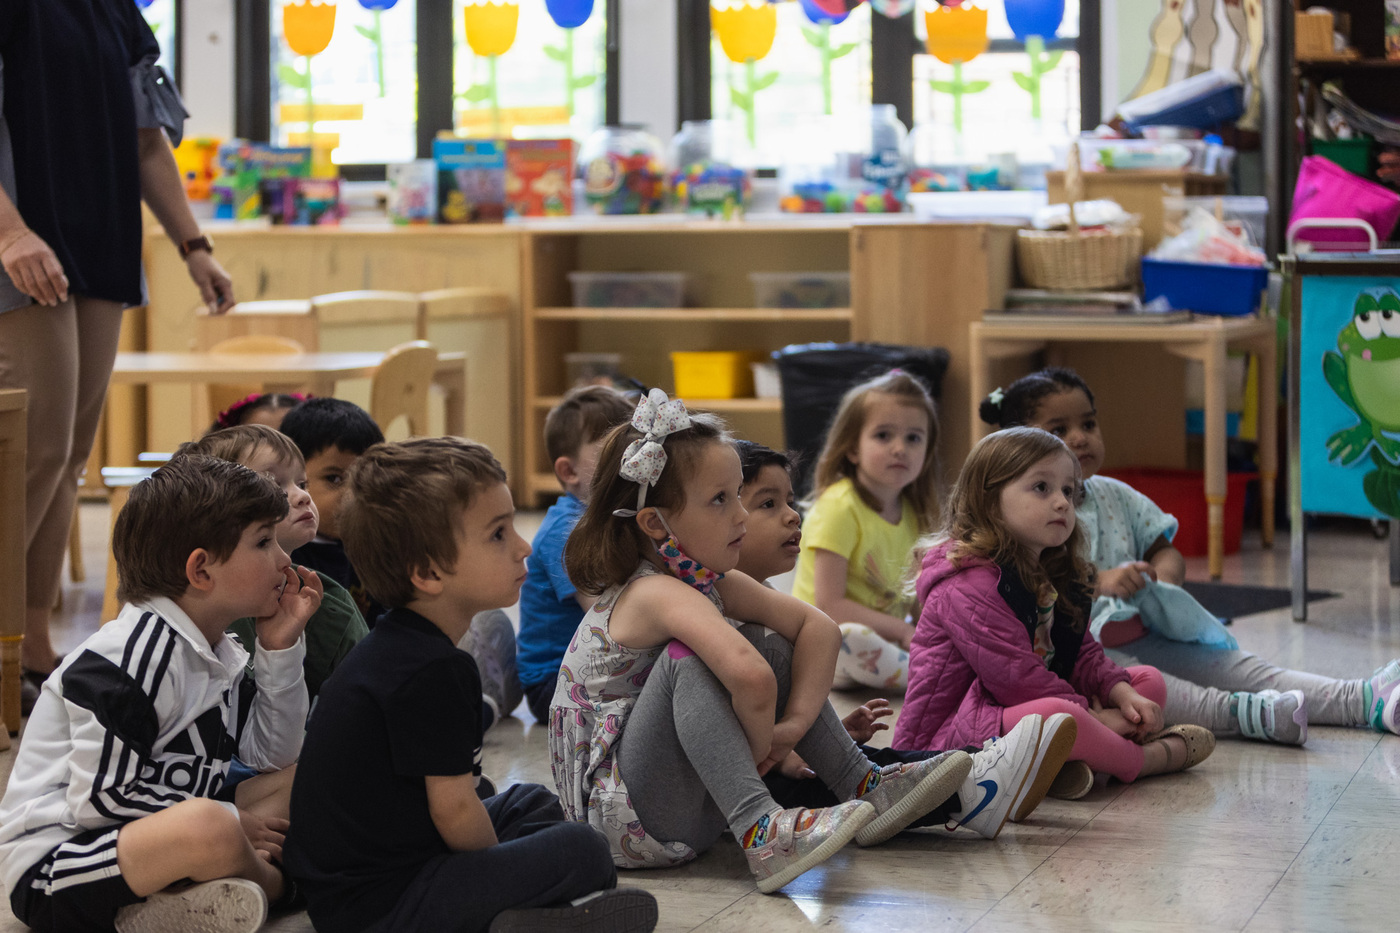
[751,361,781,399]
[749,272,851,309]
[908,190,1048,224]
[568,271,689,308]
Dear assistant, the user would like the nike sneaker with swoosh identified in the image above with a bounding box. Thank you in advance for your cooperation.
[946,714,1042,840]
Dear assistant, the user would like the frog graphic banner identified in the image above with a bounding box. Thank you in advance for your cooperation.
[1300,276,1400,519]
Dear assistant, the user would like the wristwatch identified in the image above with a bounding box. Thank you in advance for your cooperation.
[178,235,214,259]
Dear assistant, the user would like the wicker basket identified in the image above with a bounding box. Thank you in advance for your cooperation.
[1016,226,1144,289]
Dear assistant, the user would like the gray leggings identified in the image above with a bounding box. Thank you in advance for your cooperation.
[1106,632,1367,734]
[616,624,871,853]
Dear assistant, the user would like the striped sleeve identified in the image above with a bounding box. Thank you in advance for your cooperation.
[60,613,196,823]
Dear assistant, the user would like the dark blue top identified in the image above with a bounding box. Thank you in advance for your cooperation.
[0,0,157,307]
[284,608,483,933]
[516,493,586,687]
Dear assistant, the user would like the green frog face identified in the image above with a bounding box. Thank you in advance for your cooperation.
[1341,289,1400,432]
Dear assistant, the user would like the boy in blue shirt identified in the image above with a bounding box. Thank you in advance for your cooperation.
[283,437,655,933]
[516,386,633,723]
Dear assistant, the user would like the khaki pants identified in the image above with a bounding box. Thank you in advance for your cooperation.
[0,297,123,610]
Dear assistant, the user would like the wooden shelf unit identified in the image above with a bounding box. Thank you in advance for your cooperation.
[521,225,854,503]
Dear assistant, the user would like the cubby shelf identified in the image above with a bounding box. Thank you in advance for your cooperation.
[534,307,854,322]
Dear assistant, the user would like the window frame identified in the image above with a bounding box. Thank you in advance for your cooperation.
[235,0,619,179]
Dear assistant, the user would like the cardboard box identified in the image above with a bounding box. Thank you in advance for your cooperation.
[433,138,505,223]
[505,139,574,217]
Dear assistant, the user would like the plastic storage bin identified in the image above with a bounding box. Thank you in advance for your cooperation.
[750,272,851,309]
[751,361,781,399]
[568,272,688,308]
[564,352,622,388]
[671,351,760,399]
[1163,195,1268,247]
[1101,468,1256,557]
[1141,258,1268,316]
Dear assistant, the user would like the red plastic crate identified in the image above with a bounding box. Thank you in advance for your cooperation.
[1100,468,1257,558]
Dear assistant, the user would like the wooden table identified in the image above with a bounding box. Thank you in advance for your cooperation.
[109,350,467,439]
[0,389,26,735]
[968,315,1278,579]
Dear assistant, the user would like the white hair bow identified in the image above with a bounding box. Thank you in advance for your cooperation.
[613,388,691,517]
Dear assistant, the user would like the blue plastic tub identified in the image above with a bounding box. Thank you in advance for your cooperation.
[1123,84,1245,131]
[1141,258,1268,316]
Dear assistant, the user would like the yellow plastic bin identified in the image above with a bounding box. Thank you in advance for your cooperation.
[671,351,761,399]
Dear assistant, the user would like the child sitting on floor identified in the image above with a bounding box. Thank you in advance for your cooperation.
[735,440,1073,840]
[516,385,634,723]
[283,437,657,933]
[179,424,368,706]
[792,370,941,690]
[278,397,521,724]
[984,366,1400,742]
[212,392,306,432]
[0,456,322,933]
[895,427,1218,794]
[551,390,972,894]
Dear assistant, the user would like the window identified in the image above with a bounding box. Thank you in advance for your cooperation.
[453,1,607,141]
[709,1,872,166]
[271,0,418,166]
[136,0,178,77]
[912,0,1080,178]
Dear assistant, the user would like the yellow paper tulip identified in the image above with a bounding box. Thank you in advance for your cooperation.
[283,1,337,57]
[711,2,777,64]
[924,4,988,65]
[464,0,520,57]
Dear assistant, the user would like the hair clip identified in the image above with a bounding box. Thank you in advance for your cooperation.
[988,387,1005,408]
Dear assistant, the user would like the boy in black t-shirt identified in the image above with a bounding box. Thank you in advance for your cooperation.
[283,437,656,933]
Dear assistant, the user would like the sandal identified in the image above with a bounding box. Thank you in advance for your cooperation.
[1146,724,1216,772]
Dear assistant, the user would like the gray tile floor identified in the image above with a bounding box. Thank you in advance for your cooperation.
[4,503,1399,932]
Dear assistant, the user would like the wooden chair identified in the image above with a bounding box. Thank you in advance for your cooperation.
[202,334,307,429]
[195,299,319,352]
[371,341,440,439]
[421,286,512,455]
[310,290,423,416]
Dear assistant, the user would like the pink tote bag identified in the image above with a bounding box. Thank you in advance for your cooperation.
[1289,155,1400,250]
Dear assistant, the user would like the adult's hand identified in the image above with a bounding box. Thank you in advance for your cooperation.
[185,249,235,314]
[0,228,68,307]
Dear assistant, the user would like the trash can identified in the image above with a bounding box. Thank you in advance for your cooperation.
[774,342,950,498]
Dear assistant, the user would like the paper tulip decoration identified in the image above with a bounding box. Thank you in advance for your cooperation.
[280,2,337,150]
[1005,0,1065,120]
[712,2,779,147]
[134,0,156,9]
[544,0,597,119]
[356,0,400,98]
[799,0,860,116]
[462,1,521,137]
[924,3,989,134]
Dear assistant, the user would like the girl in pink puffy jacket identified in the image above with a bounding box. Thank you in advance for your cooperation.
[893,426,1215,797]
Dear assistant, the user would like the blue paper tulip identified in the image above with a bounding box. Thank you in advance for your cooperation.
[134,0,155,9]
[801,0,851,26]
[546,0,594,29]
[1004,0,1064,41]
[357,0,400,9]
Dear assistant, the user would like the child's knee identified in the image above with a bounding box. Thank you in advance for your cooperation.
[556,822,615,887]
[1128,666,1168,706]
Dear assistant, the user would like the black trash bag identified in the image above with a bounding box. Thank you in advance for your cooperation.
[773,342,950,499]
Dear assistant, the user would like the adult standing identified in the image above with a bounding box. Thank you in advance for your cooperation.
[0,0,235,703]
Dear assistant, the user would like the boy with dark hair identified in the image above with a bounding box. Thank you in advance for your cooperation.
[283,437,656,933]
[0,456,323,933]
[277,397,386,624]
[516,385,634,722]
[278,398,519,725]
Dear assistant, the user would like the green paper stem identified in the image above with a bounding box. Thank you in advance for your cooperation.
[817,25,832,116]
[953,61,963,135]
[374,10,386,98]
[745,58,756,146]
[565,28,576,119]
[488,54,501,137]
[304,55,315,152]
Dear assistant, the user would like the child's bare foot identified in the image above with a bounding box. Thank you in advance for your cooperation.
[1138,724,1215,777]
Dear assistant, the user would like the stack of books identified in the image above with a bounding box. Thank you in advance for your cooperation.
[986,289,1192,325]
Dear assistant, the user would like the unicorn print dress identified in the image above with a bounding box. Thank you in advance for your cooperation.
[549,562,722,869]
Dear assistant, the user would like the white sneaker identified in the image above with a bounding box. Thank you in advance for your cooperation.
[115,878,267,933]
[1009,712,1078,822]
[1366,659,1400,735]
[1236,689,1308,745]
[947,715,1042,840]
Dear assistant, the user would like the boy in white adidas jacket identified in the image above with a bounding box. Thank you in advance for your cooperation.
[0,456,323,933]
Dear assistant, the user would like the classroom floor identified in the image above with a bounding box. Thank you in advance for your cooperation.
[3,503,1399,933]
